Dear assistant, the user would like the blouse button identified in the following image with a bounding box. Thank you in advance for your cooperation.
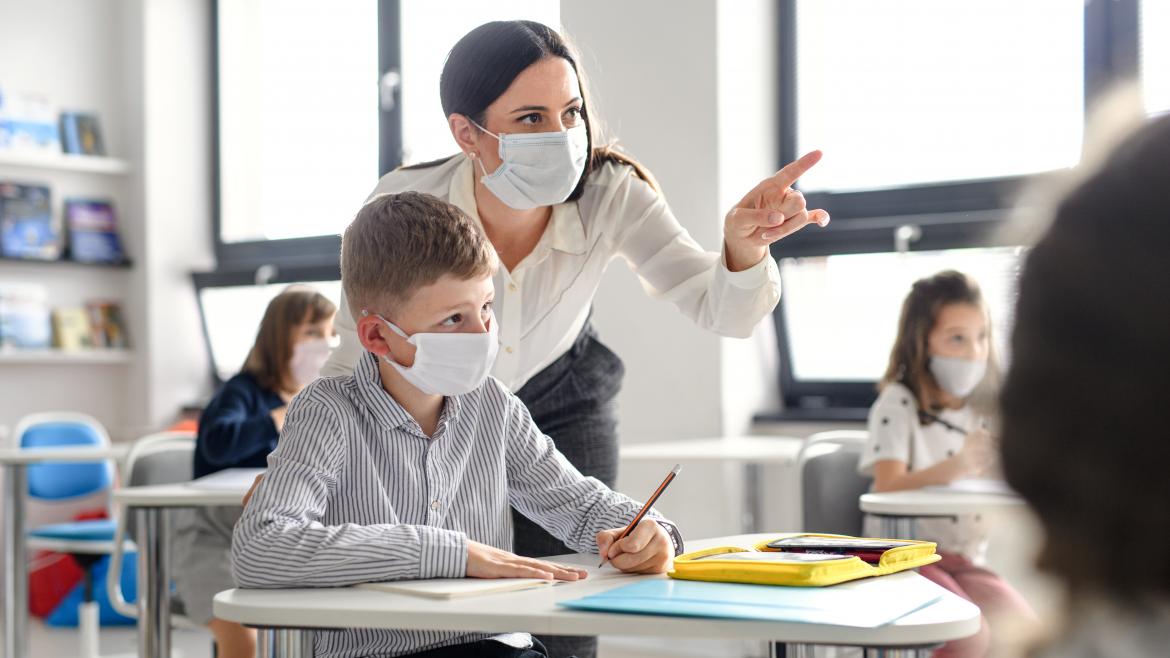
[430,500,440,510]
[508,283,518,292]
[505,346,514,354]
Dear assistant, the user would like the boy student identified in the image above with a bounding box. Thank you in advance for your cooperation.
[232,191,683,658]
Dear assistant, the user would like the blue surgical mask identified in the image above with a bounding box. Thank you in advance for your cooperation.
[471,121,588,210]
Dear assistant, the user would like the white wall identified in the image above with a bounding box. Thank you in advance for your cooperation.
[122,0,216,437]
[562,1,797,541]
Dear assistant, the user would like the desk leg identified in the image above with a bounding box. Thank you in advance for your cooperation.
[3,464,28,658]
[874,514,916,540]
[256,629,275,658]
[135,507,171,658]
[744,462,763,533]
[273,629,313,658]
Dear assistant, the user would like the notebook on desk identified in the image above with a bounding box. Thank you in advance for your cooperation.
[559,574,945,627]
[357,578,558,600]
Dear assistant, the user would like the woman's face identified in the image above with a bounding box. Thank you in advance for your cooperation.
[927,302,989,362]
[465,56,585,174]
[292,317,336,347]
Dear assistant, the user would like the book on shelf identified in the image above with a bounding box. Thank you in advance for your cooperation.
[0,283,51,350]
[52,307,93,351]
[0,88,60,154]
[65,198,124,264]
[86,300,127,349]
[59,112,106,156]
[0,181,60,260]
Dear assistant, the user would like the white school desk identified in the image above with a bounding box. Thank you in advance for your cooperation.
[860,489,1027,538]
[213,533,981,658]
[1,444,129,658]
[111,471,257,658]
[619,436,805,532]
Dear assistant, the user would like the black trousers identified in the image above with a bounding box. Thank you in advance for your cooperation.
[512,320,624,658]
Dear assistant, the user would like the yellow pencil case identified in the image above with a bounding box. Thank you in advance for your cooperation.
[669,533,941,587]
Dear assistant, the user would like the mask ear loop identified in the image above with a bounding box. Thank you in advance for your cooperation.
[468,119,500,179]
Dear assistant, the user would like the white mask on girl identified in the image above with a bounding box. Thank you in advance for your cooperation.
[929,355,987,398]
[370,311,499,396]
[288,338,332,388]
[471,120,588,210]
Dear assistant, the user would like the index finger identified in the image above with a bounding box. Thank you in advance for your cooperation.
[770,150,822,190]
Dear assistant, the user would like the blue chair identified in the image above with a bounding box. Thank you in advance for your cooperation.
[16,412,123,658]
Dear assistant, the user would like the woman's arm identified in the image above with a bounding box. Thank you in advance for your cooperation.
[606,168,781,339]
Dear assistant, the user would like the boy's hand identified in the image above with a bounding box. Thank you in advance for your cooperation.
[596,519,673,574]
[466,540,587,581]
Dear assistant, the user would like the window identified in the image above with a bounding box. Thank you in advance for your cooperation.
[215,0,380,251]
[769,0,1141,417]
[1141,0,1170,115]
[211,0,560,269]
[194,269,342,383]
[776,247,1023,410]
[795,0,1083,194]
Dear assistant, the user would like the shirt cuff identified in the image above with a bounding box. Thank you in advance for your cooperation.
[719,248,781,291]
[415,526,468,578]
[655,520,685,557]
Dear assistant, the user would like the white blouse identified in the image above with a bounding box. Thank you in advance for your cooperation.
[323,155,781,391]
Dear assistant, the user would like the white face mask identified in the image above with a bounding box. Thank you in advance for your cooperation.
[929,355,987,399]
[471,121,588,210]
[370,312,499,396]
[288,337,332,389]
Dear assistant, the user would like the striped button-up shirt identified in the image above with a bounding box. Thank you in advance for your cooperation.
[232,352,679,657]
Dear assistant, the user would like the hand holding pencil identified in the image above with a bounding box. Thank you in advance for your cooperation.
[595,464,681,574]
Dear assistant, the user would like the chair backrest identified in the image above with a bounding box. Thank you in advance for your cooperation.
[798,430,872,536]
[107,430,196,620]
[16,412,114,500]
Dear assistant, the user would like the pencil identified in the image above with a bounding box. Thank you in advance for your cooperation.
[599,464,682,568]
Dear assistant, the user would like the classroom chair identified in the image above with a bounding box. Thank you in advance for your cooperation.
[17,412,121,658]
[797,430,872,536]
[106,430,199,633]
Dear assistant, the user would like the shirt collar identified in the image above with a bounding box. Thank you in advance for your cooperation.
[353,351,464,437]
[354,352,415,430]
[450,156,587,257]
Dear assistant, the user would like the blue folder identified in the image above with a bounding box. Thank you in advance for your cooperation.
[559,575,944,628]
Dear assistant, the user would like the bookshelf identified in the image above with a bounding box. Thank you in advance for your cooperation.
[0,151,131,176]
[0,255,132,269]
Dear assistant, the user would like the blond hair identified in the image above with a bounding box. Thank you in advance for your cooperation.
[341,192,495,319]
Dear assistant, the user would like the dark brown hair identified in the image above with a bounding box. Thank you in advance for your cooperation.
[242,286,336,392]
[341,191,495,318]
[1001,115,1170,602]
[881,270,999,416]
[404,20,659,197]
